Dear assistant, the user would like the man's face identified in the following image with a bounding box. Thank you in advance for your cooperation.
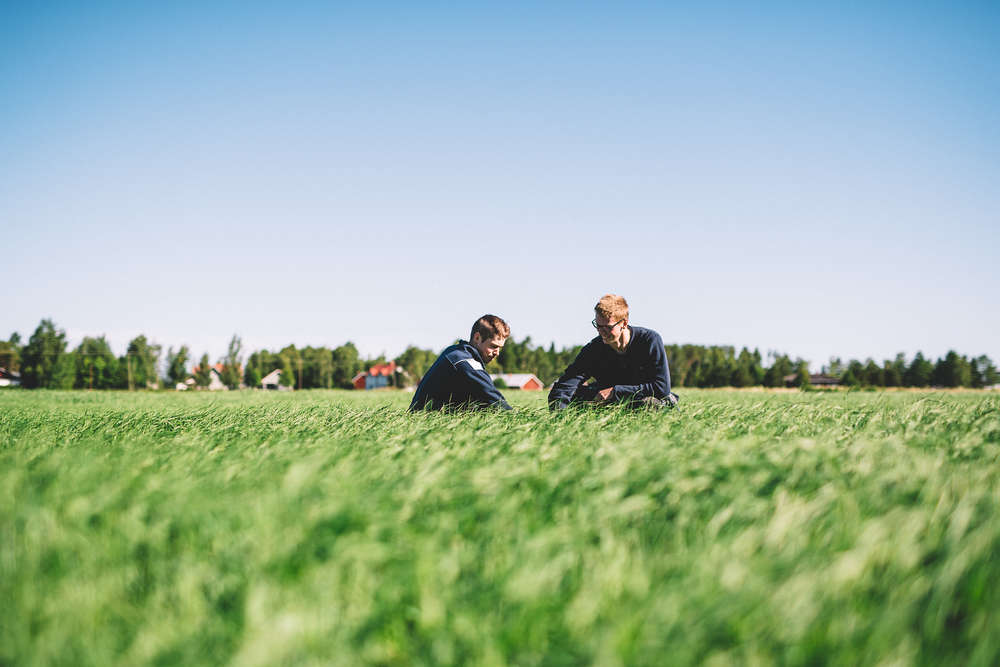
[472,332,506,364]
[594,313,628,350]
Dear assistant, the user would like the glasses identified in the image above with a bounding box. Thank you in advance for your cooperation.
[592,317,625,334]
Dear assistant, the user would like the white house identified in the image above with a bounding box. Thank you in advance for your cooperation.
[261,369,292,390]
[0,368,21,387]
[207,367,228,390]
[180,364,230,391]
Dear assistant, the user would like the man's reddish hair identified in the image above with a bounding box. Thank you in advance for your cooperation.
[594,294,629,321]
[471,314,510,341]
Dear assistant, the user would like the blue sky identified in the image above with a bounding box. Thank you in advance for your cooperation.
[2,2,998,369]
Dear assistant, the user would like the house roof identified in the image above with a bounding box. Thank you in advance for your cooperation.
[191,362,241,375]
[368,361,396,376]
[491,373,543,387]
[261,369,282,384]
[783,373,840,385]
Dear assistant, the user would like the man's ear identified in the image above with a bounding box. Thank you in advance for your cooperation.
[471,331,481,345]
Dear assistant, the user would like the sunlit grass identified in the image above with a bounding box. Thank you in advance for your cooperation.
[2,389,999,665]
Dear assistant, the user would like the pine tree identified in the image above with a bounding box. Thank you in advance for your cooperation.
[932,351,971,387]
[194,354,212,388]
[166,345,190,386]
[863,359,884,387]
[905,352,933,387]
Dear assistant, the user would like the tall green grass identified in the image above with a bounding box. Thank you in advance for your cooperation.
[2,390,999,665]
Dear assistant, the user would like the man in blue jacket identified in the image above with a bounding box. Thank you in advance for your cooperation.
[409,314,513,411]
[548,295,678,411]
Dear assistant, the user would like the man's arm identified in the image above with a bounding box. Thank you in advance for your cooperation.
[547,347,593,411]
[454,358,513,410]
[610,334,671,403]
[408,355,445,411]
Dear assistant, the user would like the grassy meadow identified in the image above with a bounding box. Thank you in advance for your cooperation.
[2,388,999,666]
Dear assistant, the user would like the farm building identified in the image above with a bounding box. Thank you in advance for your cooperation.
[353,361,402,390]
[784,373,840,388]
[807,374,841,387]
[0,368,21,387]
[182,363,231,391]
[490,373,544,390]
[260,369,292,390]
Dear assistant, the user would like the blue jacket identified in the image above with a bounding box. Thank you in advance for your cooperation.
[548,326,672,409]
[409,341,512,411]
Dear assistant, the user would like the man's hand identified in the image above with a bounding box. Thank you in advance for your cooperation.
[596,387,613,402]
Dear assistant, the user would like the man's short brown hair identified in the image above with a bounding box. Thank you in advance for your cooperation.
[471,314,510,342]
[595,294,629,322]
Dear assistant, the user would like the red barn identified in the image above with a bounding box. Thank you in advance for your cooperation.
[490,373,544,390]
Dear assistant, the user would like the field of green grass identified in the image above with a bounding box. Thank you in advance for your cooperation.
[2,389,999,666]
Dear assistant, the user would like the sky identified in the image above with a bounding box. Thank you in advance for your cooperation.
[2,1,999,369]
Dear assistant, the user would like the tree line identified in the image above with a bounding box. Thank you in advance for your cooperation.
[664,345,998,389]
[2,319,997,390]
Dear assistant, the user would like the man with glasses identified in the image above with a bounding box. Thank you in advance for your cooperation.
[409,314,513,411]
[548,295,678,411]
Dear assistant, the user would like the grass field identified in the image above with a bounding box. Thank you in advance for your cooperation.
[2,389,999,666]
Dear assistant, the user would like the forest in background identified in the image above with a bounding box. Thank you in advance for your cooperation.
[2,319,998,391]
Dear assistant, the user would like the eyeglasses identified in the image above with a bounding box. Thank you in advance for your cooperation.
[592,317,625,334]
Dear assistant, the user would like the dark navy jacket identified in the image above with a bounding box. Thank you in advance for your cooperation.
[548,326,672,409]
[409,341,512,411]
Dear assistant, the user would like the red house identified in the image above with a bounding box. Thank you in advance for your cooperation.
[353,361,398,390]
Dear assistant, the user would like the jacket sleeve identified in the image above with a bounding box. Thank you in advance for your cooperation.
[547,346,593,410]
[454,358,513,410]
[611,334,671,403]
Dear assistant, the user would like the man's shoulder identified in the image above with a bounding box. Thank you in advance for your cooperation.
[579,336,604,356]
[442,342,479,366]
[631,326,663,344]
[629,327,666,360]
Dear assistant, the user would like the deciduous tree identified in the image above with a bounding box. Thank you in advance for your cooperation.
[75,336,119,389]
[794,361,811,388]
[394,346,436,386]
[973,355,998,388]
[221,335,243,389]
[0,333,21,373]
[20,319,74,389]
[763,353,793,387]
[332,342,361,388]
[121,335,161,390]
[165,345,190,386]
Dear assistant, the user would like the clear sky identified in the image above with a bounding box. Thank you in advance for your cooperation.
[3,2,998,369]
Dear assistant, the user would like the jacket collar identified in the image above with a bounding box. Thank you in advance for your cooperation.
[460,340,486,365]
